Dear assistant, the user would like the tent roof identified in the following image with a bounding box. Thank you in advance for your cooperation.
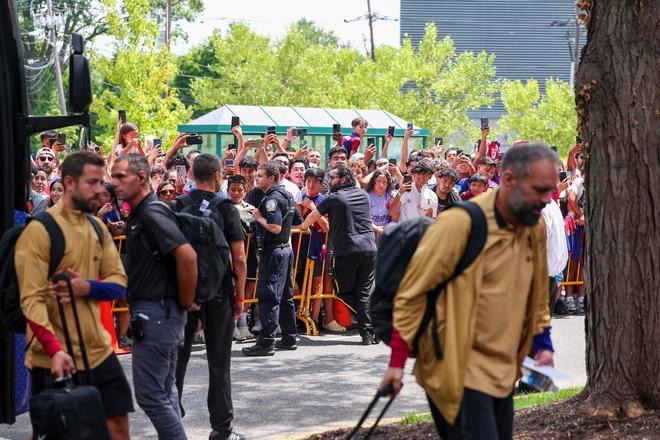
[178,104,429,136]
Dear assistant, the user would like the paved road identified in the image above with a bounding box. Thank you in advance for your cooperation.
[1,315,585,440]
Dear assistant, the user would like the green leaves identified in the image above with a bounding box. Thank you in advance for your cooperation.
[498,79,578,157]
[187,21,498,143]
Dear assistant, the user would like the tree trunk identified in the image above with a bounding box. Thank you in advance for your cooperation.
[575,0,660,417]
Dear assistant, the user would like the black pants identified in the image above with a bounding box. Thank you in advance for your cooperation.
[428,388,513,440]
[256,246,298,347]
[548,276,557,316]
[332,251,376,338]
[175,293,234,437]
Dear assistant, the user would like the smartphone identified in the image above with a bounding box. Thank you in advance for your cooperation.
[367,137,375,146]
[387,126,395,136]
[407,122,413,131]
[456,149,464,156]
[292,128,308,136]
[434,137,442,146]
[480,118,489,129]
[559,171,567,182]
[332,123,341,133]
[403,174,412,184]
[176,164,187,178]
[226,159,234,167]
[153,138,162,148]
[186,134,203,145]
[227,143,236,151]
[231,116,240,128]
[245,138,265,149]
[389,158,397,166]
[267,126,276,134]
[118,109,126,124]
[57,133,66,145]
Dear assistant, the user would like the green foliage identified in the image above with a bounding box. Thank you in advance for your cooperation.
[186,22,497,140]
[90,0,191,149]
[498,79,578,157]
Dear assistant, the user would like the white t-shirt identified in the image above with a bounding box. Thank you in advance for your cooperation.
[399,184,438,221]
[541,200,569,276]
[281,178,301,201]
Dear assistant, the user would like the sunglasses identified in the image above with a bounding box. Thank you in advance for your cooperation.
[37,156,54,162]
[160,190,175,196]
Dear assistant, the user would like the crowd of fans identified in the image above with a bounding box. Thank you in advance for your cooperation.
[20,117,586,439]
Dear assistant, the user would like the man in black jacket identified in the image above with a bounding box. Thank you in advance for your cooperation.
[300,164,378,345]
[173,153,247,440]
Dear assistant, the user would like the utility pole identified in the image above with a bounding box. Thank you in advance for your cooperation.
[344,0,398,62]
[366,0,376,61]
[166,0,172,52]
[47,0,67,115]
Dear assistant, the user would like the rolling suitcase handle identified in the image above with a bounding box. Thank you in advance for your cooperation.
[52,272,94,383]
[347,384,395,440]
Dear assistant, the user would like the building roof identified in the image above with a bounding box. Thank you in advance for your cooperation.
[178,104,429,137]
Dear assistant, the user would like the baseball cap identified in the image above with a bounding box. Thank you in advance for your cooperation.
[36,147,56,158]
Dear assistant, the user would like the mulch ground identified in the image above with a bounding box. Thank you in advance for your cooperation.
[303,400,660,439]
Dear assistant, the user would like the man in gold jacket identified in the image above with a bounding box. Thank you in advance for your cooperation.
[381,143,559,439]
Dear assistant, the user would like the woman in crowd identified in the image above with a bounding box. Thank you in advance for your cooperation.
[366,169,396,236]
[348,158,369,190]
[31,168,49,195]
[48,178,64,207]
[157,180,177,205]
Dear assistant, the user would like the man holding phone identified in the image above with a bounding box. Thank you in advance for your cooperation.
[391,159,438,221]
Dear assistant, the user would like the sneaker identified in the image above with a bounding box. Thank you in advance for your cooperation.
[242,344,275,357]
[234,326,253,342]
[566,296,577,314]
[323,320,347,333]
[209,429,246,440]
[118,336,131,350]
[274,340,298,350]
[193,330,206,344]
[576,297,585,315]
[361,334,374,345]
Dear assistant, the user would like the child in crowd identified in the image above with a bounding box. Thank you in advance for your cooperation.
[460,173,489,200]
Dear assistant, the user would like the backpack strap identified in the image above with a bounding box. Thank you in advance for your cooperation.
[32,212,65,279]
[172,194,194,213]
[411,201,488,359]
[86,215,104,247]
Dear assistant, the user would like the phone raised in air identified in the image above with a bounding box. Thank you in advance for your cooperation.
[118,109,126,124]
[387,126,395,136]
[332,123,341,133]
[559,171,567,182]
[480,118,489,129]
[267,126,276,134]
[389,158,397,166]
[434,137,442,146]
[231,116,240,128]
[403,174,413,184]
[186,134,203,145]
[406,122,413,131]
[176,165,187,179]
[292,128,308,136]
[367,137,376,147]
[153,138,162,148]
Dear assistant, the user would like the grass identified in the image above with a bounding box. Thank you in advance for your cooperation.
[399,387,583,426]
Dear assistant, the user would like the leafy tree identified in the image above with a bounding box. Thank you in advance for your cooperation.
[498,79,578,157]
[290,18,342,48]
[90,0,191,149]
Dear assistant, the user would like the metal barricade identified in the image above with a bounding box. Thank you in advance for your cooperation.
[559,227,586,288]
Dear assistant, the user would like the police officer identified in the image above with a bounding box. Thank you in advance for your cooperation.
[242,162,301,356]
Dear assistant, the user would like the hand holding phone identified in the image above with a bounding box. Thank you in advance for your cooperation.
[388,126,395,137]
[231,116,240,128]
[176,165,187,179]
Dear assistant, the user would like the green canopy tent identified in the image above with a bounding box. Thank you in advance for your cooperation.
[177,105,429,166]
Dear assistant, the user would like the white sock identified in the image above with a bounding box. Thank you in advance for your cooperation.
[238,313,247,328]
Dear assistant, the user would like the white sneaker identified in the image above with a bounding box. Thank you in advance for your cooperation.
[239,327,254,341]
[324,320,346,333]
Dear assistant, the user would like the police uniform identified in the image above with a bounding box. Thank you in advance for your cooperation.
[253,185,301,349]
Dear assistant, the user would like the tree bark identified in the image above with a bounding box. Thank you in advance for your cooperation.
[575,0,660,417]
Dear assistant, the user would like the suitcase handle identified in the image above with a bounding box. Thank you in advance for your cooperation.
[52,272,94,384]
[347,384,395,440]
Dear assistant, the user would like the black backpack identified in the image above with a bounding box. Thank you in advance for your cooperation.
[145,196,231,303]
[370,202,487,359]
[0,212,104,334]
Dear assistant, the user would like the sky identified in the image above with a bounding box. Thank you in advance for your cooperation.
[172,0,401,55]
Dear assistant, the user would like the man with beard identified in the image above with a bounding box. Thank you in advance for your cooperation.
[35,147,59,180]
[300,164,378,345]
[16,151,134,439]
[380,143,558,440]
